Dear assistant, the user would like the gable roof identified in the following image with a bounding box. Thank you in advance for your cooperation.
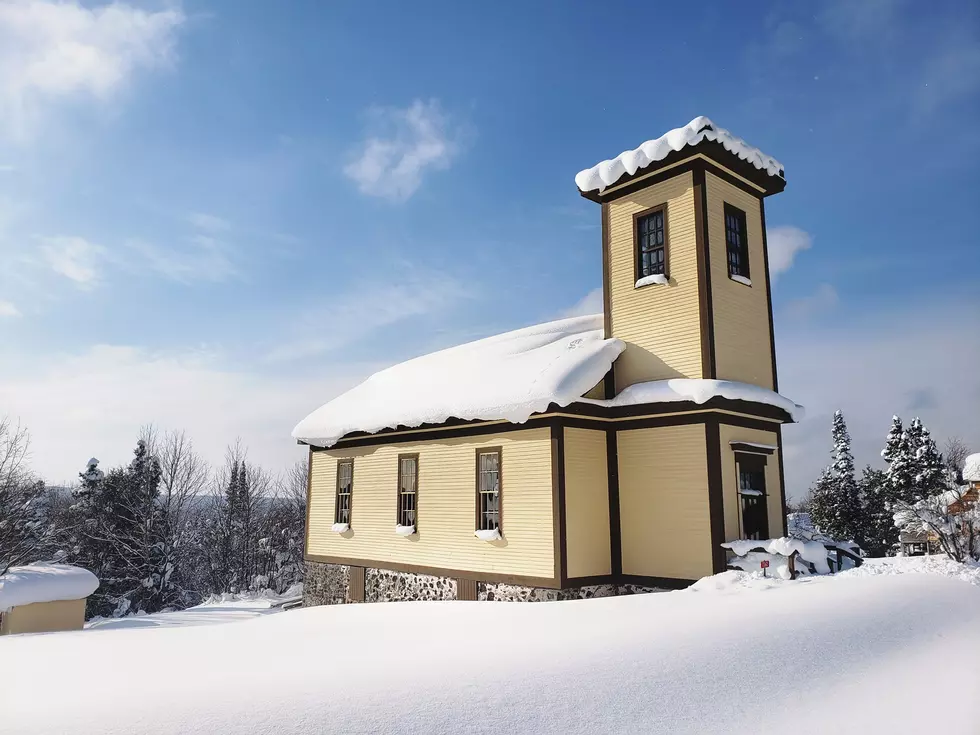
[575,116,784,196]
[292,315,624,448]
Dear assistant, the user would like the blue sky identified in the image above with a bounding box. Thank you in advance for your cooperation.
[0,0,977,495]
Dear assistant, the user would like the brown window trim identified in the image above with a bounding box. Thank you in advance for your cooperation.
[396,453,419,531]
[334,458,354,526]
[475,447,503,533]
[729,442,775,455]
[723,202,750,282]
[632,203,670,286]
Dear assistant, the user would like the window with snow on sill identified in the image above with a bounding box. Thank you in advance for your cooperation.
[730,274,752,286]
[395,524,416,536]
[474,528,501,541]
[635,274,668,288]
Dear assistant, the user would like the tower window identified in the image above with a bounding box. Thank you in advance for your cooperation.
[724,204,750,280]
[634,205,667,281]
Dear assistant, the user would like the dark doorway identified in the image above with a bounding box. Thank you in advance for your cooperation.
[737,453,769,540]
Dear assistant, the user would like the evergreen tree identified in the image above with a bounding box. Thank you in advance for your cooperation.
[909,418,946,497]
[859,466,894,557]
[809,411,864,543]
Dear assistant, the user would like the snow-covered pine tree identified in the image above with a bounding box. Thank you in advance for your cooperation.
[121,438,170,614]
[809,411,863,544]
[909,418,947,497]
[859,466,894,556]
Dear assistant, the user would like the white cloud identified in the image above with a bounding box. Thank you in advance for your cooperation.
[0,344,373,484]
[561,288,603,318]
[784,283,839,319]
[187,212,231,234]
[0,299,21,317]
[38,234,105,287]
[344,99,460,202]
[267,263,472,362]
[767,226,812,280]
[0,0,185,140]
[126,235,238,284]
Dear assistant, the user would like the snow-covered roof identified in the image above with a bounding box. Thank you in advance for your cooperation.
[581,378,804,423]
[963,453,980,482]
[292,315,625,448]
[575,116,784,194]
[0,564,99,613]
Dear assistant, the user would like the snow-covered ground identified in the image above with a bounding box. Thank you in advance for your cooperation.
[2,562,979,734]
[84,585,302,631]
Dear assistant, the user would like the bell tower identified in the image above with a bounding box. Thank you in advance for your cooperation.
[576,117,786,396]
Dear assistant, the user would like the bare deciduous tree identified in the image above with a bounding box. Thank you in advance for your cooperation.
[943,436,970,481]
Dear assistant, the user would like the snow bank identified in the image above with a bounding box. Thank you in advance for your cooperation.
[583,378,804,422]
[723,537,833,574]
[0,564,99,612]
[4,574,980,735]
[963,452,980,482]
[575,116,784,194]
[292,314,624,447]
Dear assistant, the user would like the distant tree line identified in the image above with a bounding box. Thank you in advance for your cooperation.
[0,418,306,618]
[800,411,976,561]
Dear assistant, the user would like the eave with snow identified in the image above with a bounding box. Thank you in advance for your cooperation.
[294,117,801,603]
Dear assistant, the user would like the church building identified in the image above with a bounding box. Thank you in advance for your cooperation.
[294,116,803,604]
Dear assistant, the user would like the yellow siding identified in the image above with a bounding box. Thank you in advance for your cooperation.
[563,427,611,578]
[607,172,703,390]
[307,428,554,578]
[719,424,785,540]
[706,172,774,388]
[618,425,712,580]
[0,598,85,635]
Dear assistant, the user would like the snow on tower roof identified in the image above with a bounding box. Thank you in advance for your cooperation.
[963,453,980,483]
[575,116,784,194]
[292,315,625,448]
[0,564,99,613]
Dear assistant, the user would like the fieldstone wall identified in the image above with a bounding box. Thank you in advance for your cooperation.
[303,561,349,606]
[365,568,456,602]
[304,560,670,606]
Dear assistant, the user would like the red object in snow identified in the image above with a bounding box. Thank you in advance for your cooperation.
[760,560,770,568]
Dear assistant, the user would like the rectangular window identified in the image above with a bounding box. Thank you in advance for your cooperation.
[724,204,750,279]
[397,454,418,528]
[635,206,667,279]
[335,459,353,525]
[476,448,501,531]
[736,452,769,540]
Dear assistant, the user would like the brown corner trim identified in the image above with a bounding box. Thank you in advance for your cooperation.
[776,425,788,536]
[551,423,567,587]
[304,554,561,589]
[602,367,616,400]
[704,417,727,574]
[606,429,622,577]
[759,198,779,392]
[601,201,612,340]
[692,166,715,380]
[303,446,313,558]
[729,442,776,455]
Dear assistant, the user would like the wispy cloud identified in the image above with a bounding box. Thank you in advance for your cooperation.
[784,283,839,319]
[0,299,20,317]
[0,0,185,140]
[767,226,812,280]
[187,212,231,234]
[560,288,603,319]
[267,263,472,362]
[125,235,238,284]
[344,99,462,202]
[38,235,105,287]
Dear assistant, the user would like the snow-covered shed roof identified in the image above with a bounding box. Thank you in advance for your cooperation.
[0,564,99,613]
[963,453,980,483]
[575,116,784,195]
[293,315,624,448]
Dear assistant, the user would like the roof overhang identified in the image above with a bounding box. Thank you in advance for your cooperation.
[578,140,786,204]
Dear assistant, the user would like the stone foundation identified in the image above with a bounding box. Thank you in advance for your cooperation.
[303,560,667,607]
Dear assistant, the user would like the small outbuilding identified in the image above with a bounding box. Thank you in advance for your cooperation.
[0,564,99,635]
